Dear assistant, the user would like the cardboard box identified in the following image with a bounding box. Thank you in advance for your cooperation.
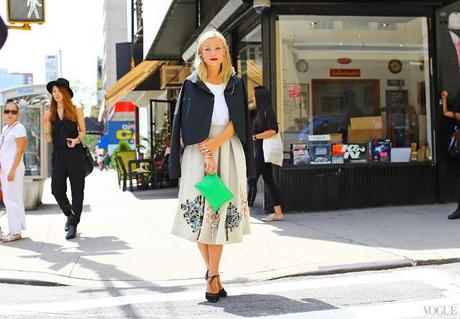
[419,115,427,146]
[348,116,384,143]
[329,133,343,144]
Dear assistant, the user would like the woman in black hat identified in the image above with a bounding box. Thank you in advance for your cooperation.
[42,78,86,239]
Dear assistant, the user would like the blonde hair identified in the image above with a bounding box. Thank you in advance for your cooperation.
[193,30,235,83]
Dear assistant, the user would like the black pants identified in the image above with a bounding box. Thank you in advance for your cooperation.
[51,147,86,226]
[249,159,281,207]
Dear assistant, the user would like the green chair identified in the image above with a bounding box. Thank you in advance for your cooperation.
[114,151,136,191]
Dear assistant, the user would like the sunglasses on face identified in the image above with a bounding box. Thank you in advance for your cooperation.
[4,109,18,115]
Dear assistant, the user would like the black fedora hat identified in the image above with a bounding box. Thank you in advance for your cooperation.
[46,78,74,98]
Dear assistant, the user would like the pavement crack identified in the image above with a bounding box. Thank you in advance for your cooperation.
[69,256,80,277]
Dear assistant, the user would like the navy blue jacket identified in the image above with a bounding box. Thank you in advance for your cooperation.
[169,71,255,179]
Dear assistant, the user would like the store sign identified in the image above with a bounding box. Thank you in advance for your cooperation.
[387,79,405,87]
[116,129,133,140]
[103,121,135,144]
[337,57,352,64]
[7,0,45,23]
[330,69,361,77]
[287,84,301,98]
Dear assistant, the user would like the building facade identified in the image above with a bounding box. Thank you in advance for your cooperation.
[0,68,33,91]
[142,0,460,212]
[102,0,129,94]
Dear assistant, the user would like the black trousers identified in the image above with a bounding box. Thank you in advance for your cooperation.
[51,147,86,226]
[249,158,281,207]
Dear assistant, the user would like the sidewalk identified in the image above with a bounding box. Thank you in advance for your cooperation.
[0,170,459,288]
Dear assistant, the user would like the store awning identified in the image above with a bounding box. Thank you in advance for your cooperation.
[145,0,235,60]
[145,0,197,60]
[85,117,104,135]
[105,60,163,106]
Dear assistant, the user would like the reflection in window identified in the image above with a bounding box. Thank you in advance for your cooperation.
[152,101,171,159]
[237,24,263,109]
[278,16,431,164]
[20,107,41,176]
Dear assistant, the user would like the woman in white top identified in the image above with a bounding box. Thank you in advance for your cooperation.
[0,101,26,243]
[170,30,253,302]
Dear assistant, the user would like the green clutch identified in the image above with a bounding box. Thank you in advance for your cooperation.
[195,174,234,211]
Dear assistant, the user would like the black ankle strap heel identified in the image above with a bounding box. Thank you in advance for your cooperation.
[205,270,227,297]
[205,274,220,302]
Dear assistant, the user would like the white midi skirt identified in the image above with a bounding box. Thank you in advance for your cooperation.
[171,125,250,244]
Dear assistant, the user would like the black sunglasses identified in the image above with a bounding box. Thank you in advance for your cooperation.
[4,109,18,115]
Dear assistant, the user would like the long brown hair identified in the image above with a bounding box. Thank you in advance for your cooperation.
[49,85,77,122]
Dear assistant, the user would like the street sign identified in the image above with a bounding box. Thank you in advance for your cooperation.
[7,0,45,24]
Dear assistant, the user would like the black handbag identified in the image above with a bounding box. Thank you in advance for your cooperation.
[447,125,460,160]
[82,144,94,177]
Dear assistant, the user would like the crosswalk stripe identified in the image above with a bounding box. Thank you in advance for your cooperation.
[0,268,458,315]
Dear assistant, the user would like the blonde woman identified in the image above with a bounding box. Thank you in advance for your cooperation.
[170,30,255,302]
[0,101,26,243]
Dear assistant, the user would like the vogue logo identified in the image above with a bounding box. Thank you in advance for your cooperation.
[423,305,458,317]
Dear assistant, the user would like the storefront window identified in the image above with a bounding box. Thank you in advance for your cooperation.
[20,107,41,176]
[151,100,172,159]
[237,24,263,109]
[278,16,432,165]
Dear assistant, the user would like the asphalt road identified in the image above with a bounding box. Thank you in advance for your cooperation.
[1,263,460,318]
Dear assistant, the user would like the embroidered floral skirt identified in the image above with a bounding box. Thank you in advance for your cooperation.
[171,125,250,244]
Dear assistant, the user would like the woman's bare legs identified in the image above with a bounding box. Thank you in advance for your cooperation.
[197,242,210,270]
[198,242,223,293]
[208,244,223,292]
[274,205,284,218]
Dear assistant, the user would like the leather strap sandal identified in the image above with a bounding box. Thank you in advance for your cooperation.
[205,274,220,303]
[205,270,227,297]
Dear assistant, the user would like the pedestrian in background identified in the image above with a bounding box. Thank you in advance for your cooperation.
[441,89,460,219]
[97,152,104,171]
[0,101,27,243]
[103,153,111,170]
[42,78,87,240]
[248,86,284,222]
[169,30,255,302]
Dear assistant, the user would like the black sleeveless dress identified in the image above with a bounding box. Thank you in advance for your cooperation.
[50,115,86,225]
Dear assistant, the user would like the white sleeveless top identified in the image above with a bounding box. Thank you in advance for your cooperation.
[0,122,26,164]
[206,82,229,125]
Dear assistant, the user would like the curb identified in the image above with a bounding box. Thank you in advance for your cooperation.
[269,259,415,280]
[0,277,66,286]
[1,258,459,287]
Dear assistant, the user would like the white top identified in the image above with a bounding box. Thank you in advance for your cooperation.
[206,82,229,125]
[0,122,26,165]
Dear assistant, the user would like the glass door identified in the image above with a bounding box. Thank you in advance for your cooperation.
[149,99,173,160]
